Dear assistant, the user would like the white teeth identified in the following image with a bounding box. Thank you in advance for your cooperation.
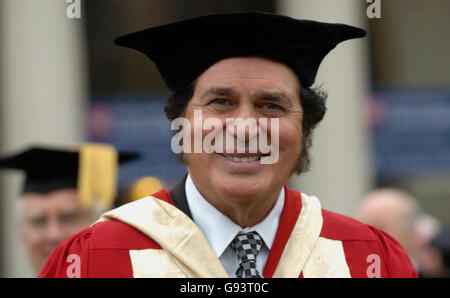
[223,155,260,162]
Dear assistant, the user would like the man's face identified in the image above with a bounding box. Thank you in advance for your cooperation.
[184,56,303,202]
[19,188,93,273]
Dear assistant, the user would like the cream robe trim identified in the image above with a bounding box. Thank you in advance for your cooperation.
[302,238,351,278]
[272,193,323,277]
[97,196,228,278]
[128,249,186,278]
[271,193,351,278]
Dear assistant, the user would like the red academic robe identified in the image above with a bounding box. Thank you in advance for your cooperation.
[39,186,417,278]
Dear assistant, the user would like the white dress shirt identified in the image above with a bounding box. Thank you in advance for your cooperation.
[185,174,285,277]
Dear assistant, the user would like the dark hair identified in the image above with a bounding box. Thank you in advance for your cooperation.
[165,80,327,175]
[295,86,327,174]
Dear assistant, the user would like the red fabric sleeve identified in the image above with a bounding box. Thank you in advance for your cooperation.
[38,227,93,278]
[370,226,418,278]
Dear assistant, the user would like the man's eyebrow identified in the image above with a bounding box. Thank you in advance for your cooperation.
[201,86,293,105]
[202,86,241,99]
[254,90,293,106]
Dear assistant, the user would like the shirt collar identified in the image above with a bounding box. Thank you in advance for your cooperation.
[185,174,285,258]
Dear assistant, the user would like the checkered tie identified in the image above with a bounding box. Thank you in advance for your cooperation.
[231,231,263,278]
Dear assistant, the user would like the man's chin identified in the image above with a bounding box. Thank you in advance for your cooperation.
[215,176,274,200]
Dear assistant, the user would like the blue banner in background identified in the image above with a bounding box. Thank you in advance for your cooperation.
[88,94,187,191]
[371,88,450,180]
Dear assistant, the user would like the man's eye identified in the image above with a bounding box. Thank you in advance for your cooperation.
[211,98,229,105]
[59,212,79,224]
[260,103,283,111]
[29,217,47,228]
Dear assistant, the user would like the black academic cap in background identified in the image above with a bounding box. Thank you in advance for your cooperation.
[0,145,138,197]
[114,11,366,91]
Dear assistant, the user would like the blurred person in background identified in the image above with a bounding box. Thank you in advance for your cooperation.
[412,214,446,277]
[428,226,450,277]
[0,143,138,274]
[357,189,450,277]
[356,188,442,276]
[356,188,421,257]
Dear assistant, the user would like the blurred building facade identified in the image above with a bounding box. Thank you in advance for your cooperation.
[0,0,87,277]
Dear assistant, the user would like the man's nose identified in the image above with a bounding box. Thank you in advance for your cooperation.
[225,103,260,143]
[44,219,66,243]
[234,102,254,120]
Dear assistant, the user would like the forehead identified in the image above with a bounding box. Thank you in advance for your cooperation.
[194,56,300,95]
[22,189,79,214]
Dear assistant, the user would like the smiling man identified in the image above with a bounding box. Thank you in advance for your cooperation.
[39,12,417,278]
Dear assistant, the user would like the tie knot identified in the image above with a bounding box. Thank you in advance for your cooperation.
[231,231,263,266]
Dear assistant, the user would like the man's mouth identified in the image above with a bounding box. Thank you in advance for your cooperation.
[219,153,268,162]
